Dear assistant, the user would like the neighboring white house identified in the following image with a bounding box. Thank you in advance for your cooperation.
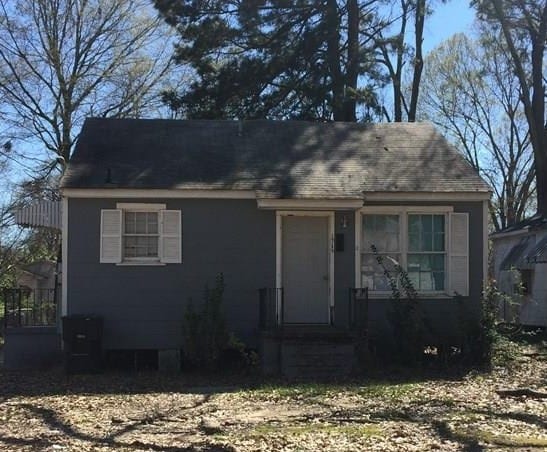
[491,214,547,327]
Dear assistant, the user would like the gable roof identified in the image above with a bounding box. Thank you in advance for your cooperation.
[61,118,490,199]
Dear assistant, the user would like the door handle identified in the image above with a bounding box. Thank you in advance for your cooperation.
[322,275,328,281]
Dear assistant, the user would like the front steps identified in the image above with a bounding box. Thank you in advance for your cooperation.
[260,326,356,379]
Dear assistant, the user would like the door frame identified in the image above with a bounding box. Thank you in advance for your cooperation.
[275,210,335,324]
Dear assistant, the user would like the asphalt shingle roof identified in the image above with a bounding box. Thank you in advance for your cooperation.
[61,118,490,198]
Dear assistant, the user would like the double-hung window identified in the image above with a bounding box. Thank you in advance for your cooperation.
[359,208,468,296]
[100,203,182,264]
[123,211,160,260]
[407,214,445,291]
[361,215,400,291]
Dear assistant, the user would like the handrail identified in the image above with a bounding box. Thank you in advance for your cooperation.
[2,288,58,327]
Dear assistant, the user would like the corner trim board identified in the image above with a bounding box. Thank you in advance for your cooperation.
[483,200,489,287]
[61,197,68,316]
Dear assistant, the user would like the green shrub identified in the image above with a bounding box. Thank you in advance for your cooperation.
[372,245,428,365]
[182,273,229,370]
[458,280,519,368]
[182,273,256,372]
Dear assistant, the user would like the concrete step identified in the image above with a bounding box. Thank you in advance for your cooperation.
[280,341,355,379]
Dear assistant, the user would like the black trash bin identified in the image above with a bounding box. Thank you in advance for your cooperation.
[62,315,103,374]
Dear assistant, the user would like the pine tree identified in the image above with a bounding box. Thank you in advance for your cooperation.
[155,0,387,121]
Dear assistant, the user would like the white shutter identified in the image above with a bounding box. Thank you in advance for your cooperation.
[160,210,182,263]
[100,209,122,263]
[449,212,469,296]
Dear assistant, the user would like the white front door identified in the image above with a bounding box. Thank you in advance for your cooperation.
[282,215,330,324]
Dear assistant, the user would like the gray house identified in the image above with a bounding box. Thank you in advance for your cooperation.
[491,215,547,327]
[60,118,490,374]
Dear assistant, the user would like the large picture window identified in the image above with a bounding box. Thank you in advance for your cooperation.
[359,209,462,294]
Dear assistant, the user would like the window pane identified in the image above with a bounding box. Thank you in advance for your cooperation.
[408,254,445,291]
[124,212,136,234]
[361,253,400,291]
[362,215,399,253]
[433,233,444,252]
[433,215,445,234]
[433,215,445,251]
[408,214,445,252]
[147,212,158,234]
[135,212,147,233]
[422,215,432,233]
[124,236,158,258]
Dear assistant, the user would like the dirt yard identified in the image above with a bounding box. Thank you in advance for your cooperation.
[0,343,546,451]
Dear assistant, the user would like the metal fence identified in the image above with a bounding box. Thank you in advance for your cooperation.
[258,287,283,329]
[2,288,58,327]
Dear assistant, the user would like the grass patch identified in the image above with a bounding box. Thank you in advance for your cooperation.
[357,382,417,398]
[459,427,547,448]
[244,381,418,402]
[435,420,547,448]
[250,422,382,438]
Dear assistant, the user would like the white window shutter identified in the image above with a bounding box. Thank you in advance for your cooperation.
[160,210,182,263]
[449,212,469,296]
[100,209,122,263]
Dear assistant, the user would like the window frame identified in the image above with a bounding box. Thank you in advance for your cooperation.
[117,203,166,264]
[406,213,447,293]
[355,206,453,297]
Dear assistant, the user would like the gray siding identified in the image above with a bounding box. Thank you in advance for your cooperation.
[3,327,62,369]
[68,198,275,349]
[67,198,485,350]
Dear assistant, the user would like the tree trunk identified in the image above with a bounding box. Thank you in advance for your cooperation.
[491,0,547,216]
[325,0,345,121]
[530,6,547,215]
[408,0,425,122]
[343,0,359,122]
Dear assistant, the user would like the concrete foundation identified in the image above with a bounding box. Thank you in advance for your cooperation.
[3,326,62,369]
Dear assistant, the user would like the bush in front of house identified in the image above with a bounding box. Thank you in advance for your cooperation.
[456,280,525,369]
[372,245,429,366]
[182,273,257,372]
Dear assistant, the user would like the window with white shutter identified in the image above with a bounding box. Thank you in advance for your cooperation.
[160,210,182,263]
[100,209,122,263]
[449,212,469,296]
[358,207,470,296]
[100,204,182,265]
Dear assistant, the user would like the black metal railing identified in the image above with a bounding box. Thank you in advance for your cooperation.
[258,287,283,330]
[349,287,369,330]
[2,288,58,327]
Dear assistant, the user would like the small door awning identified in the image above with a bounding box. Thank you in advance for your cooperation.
[14,200,62,229]
[526,235,547,264]
[500,236,536,270]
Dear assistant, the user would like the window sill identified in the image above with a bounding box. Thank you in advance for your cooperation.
[367,292,454,299]
[115,262,166,267]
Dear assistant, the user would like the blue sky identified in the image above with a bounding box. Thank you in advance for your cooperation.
[423,2,476,53]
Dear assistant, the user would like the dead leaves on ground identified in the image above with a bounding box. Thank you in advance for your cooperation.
[0,346,546,451]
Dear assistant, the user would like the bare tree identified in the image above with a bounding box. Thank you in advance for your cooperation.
[0,0,174,170]
[375,0,432,122]
[473,0,547,217]
[419,31,535,231]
